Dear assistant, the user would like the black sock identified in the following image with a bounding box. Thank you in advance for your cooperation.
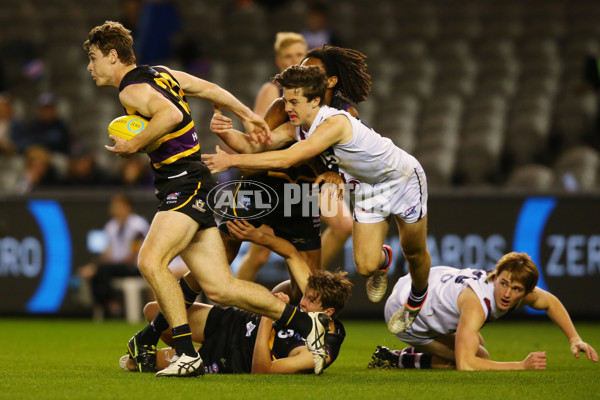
[399,351,432,369]
[407,284,428,309]
[171,324,197,357]
[138,316,167,346]
[138,277,200,346]
[277,304,311,338]
[179,276,200,307]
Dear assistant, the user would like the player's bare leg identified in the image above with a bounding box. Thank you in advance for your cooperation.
[352,220,392,302]
[387,215,431,334]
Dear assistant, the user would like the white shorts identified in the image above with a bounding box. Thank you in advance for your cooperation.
[351,161,428,224]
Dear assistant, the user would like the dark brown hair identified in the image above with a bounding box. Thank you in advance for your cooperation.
[307,269,353,317]
[487,252,539,294]
[83,20,136,65]
[273,65,328,105]
[304,45,371,104]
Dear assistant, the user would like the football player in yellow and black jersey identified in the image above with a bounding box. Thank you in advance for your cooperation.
[120,220,352,375]
[84,20,332,377]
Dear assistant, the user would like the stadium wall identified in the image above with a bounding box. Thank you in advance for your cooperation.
[0,191,598,318]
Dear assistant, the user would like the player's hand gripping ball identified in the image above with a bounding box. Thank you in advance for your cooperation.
[107,115,160,153]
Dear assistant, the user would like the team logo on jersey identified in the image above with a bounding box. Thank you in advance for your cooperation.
[166,192,181,201]
[246,321,256,337]
[403,205,417,217]
[192,199,206,212]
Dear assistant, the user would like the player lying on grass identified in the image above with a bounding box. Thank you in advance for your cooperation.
[120,219,352,374]
[369,252,598,370]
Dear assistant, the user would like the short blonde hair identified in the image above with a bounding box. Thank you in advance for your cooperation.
[487,252,539,294]
[274,32,307,57]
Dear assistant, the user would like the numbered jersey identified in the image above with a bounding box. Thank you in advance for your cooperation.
[119,65,202,177]
[385,267,510,342]
[295,105,416,186]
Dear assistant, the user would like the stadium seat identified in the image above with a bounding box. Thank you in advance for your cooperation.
[504,164,555,190]
[553,145,600,191]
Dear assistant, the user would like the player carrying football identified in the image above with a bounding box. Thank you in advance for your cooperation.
[83,20,332,377]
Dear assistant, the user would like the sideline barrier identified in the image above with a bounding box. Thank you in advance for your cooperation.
[1,191,598,318]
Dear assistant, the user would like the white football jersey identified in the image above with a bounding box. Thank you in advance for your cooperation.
[296,105,417,185]
[385,267,509,344]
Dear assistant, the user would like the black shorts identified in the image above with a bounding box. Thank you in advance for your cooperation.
[154,160,217,230]
[218,212,321,251]
[200,306,261,374]
[217,175,321,251]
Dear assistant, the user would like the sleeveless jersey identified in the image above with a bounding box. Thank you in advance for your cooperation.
[201,306,345,374]
[119,65,207,192]
[271,318,345,371]
[295,105,417,186]
[385,267,511,340]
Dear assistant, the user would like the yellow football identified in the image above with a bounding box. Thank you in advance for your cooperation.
[107,115,160,153]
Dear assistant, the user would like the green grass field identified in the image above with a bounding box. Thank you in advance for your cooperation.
[0,318,598,400]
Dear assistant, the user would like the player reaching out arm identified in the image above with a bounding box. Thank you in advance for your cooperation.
[205,65,431,334]
[369,252,597,371]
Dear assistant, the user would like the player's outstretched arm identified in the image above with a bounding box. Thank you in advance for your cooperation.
[455,289,546,370]
[167,67,270,144]
[211,106,295,154]
[204,117,345,173]
[523,287,598,362]
[226,220,309,293]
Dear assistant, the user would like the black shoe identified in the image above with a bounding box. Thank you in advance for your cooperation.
[127,332,157,372]
[368,346,400,369]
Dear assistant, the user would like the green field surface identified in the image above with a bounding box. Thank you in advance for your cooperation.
[0,319,598,400]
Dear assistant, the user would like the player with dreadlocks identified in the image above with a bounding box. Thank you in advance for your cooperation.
[206,58,432,334]
[210,45,377,299]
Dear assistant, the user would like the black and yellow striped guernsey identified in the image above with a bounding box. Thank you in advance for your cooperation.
[118,65,203,180]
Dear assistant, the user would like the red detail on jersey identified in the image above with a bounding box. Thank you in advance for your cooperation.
[483,298,493,322]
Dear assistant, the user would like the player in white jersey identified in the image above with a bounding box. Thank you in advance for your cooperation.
[204,65,431,332]
[369,252,598,370]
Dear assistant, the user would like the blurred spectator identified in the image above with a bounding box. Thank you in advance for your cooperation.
[77,193,150,319]
[118,155,153,188]
[174,36,213,79]
[17,145,62,193]
[584,54,600,151]
[0,93,24,155]
[301,1,343,50]
[15,93,71,155]
[120,0,142,35]
[63,143,113,187]
[134,0,182,65]
[254,32,307,117]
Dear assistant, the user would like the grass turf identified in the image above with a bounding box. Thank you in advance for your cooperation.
[0,318,598,400]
